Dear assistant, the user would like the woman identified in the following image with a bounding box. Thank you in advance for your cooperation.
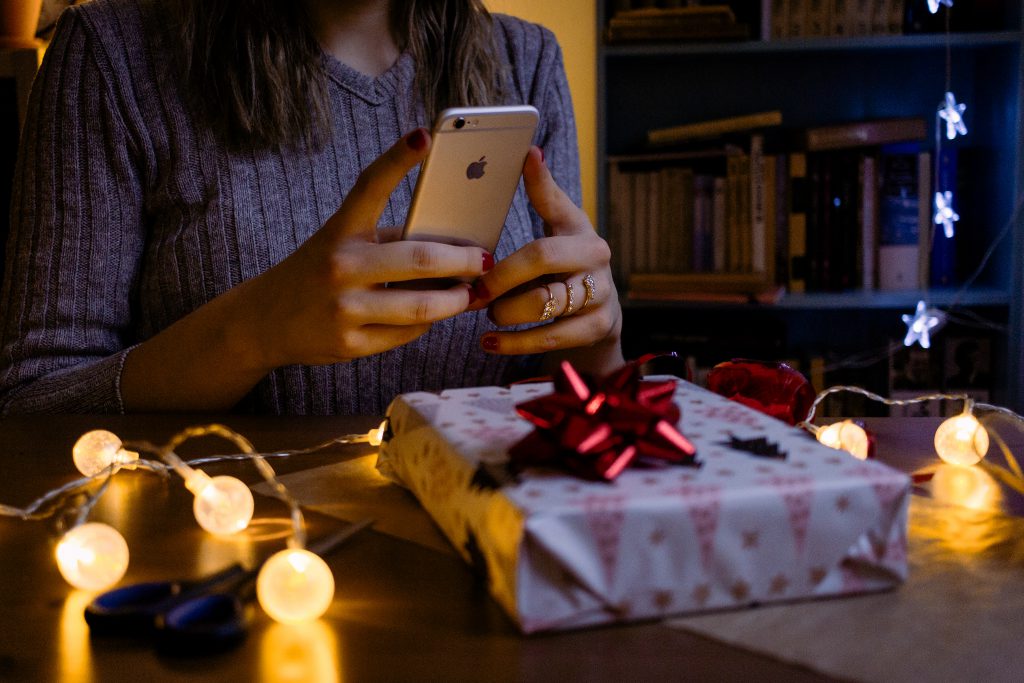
[0,0,622,414]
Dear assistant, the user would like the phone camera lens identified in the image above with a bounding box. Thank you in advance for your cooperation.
[454,117,466,130]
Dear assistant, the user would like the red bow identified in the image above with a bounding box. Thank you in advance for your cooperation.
[508,361,698,482]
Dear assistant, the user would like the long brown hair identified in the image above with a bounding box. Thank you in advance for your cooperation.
[170,0,504,150]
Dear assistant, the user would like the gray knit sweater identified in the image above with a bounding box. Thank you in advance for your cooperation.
[0,0,581,414]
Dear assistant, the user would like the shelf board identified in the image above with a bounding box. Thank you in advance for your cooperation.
[602,31,1023,58]
[623,287,1010,310]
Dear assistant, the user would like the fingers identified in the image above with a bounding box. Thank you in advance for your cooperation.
[480,291,620,357]
[523,146,588,236]
[325,128,432,240]
[339,240,493,285]
[487,273,604,328]
[337,284,475,326]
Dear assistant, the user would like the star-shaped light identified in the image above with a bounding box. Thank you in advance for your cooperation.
[901,300,945,349]
[927,0,953,13]
[934,191,959,239]
[938,91,967,140]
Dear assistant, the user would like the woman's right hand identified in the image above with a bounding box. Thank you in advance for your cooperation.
[238,127,491,370]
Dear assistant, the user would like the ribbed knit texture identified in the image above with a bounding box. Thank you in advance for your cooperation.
[0,0,581,415]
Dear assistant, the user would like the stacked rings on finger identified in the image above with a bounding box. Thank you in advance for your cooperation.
[580,273,596,311]
[562,281,576,316]
[539,283,559,322]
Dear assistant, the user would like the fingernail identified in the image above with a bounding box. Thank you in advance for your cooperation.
[472,278,491,301]
[482,252,494,272]
[407,128,428,151]
[467,283,477,305]
[481,335,499,352]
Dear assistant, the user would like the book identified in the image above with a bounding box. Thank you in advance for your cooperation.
[805,0,832,37]
[877,143,925,290]
[769,0,789,39]
[647,110,783,147]
[627,272,782,303]
[712,176,727,271]
[916,149,931,289]
[850,0,873,36]
[802,117,926,151]
[605,5,751,43]
[859,153,878,290]
[787,151,809,293]
[830,0,852,36]
[787,0,808,37]
[607,161,632,285]
[750,134,766,275]
[929,146,957,287]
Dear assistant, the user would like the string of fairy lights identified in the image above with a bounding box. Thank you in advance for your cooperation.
[1,423,386,623]
[822,0,1024,422]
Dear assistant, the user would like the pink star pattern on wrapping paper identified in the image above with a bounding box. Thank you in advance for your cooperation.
[761,476,815,557]
[730,580,751,601]
[668,484,722,572]
[742,531,760,549]
[692,584,711,606]
[769,574,789,595]
[582,495,628,588]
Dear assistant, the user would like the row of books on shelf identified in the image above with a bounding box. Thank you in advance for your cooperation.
[604,1,1006,44]
[609,111,968,301]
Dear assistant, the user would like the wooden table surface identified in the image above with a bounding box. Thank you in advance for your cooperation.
[0,413,1017,682]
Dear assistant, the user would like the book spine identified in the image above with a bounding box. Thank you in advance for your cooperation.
[930,146,957,287]
[917,150,931,290]
[773,154,790,287]
[713,176,727,272]
[859,153,878,290]
[787,0,808,37]
[806,0,832,37]
[770,0,789,39]
[762,153,778,284]
[633,171,650,274]
[877,144,920,290]
[750,134,767,275]
[787,151,808,293]
[607,162,630,285]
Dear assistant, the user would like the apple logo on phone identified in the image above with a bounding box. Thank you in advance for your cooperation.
[465,156,487,180]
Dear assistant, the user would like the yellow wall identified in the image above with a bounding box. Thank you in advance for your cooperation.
[485,0,597,224]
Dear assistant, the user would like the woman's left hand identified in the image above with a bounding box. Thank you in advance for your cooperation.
[472,146,624,374]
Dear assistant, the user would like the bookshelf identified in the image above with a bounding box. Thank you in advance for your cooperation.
[596,0,1024,412]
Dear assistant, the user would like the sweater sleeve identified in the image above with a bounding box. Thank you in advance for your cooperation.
[0,7,145,414]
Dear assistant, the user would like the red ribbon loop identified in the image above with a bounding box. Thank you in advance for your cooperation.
[508,361,698,482]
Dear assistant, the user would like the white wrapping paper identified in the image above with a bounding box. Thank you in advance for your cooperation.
[378,378,910,633]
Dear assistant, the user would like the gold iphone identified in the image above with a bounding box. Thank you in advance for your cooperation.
[403,105,539,252]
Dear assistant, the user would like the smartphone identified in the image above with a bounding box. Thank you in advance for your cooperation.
[403,105,539,253]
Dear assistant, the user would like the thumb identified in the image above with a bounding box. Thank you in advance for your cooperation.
[325,127,431,239]
[522,146,586,236]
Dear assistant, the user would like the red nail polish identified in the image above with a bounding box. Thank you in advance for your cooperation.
[482,252,494,272]
[467,284,478,305]
[472,279,491,301]
[482,335,499,352]
[407,128,428,151]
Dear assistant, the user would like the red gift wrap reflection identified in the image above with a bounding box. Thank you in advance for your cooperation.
[706,359,817,426]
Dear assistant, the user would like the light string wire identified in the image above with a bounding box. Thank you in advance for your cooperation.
[800,383,1024,489]
[0,426,381,525]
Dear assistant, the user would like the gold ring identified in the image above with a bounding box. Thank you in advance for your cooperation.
[539,283,558,322]
[563,281,576,316]
[580,273,596,311]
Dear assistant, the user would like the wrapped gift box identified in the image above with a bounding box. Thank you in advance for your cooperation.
[378,378,910,634]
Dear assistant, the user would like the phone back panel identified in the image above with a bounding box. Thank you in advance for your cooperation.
[403,106,539,252]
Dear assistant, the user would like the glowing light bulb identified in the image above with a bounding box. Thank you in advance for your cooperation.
[186,471,254,535]
[72,430,139,477]
[934,412,989,466]
[816,420,872,460]
[55,522,129,591]
[257,548,335,623]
